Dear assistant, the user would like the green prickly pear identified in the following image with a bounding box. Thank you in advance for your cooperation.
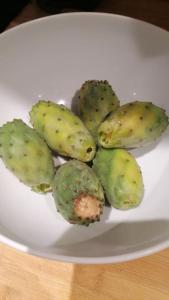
[93,148,144,210]
[0,119,55,193]
[98,101,168,148]
[30,100,96,162]
[52,160,105,225]
[79,80,120,138]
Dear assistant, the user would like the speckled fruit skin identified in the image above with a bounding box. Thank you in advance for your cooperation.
[0,119,55,193]
[30,100,96,162]
[93,148,144,210]
[52,160,105,225]
[98,101,169,148]
[79,80,120,139]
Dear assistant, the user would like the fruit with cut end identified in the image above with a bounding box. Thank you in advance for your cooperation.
[52,160,105,225]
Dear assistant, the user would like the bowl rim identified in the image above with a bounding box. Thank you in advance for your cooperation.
[2,11,169,38]
[1,235,169,264]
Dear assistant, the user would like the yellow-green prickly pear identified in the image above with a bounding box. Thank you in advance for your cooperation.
[93,148,144,210]
[98,101,168,148]
[30,100,96,162]
[0,119,55,193]
[79,80,120,139]
[52,160,105,225]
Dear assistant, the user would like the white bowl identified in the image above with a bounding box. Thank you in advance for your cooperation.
[0,13,169,264]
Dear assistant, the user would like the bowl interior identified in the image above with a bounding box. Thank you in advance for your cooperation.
[0,13,169,263]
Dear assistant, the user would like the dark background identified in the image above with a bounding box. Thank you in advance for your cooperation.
[1,0,169,32]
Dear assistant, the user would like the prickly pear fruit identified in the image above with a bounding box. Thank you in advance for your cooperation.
[30,100,96,162]
[0,119,55,193]
[98,101,168,148]
[52,160,105,225]
[93,148,144,210]
[79,80,120,138]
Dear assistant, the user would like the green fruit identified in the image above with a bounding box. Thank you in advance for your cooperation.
[0,119,55,193]
[30,100,96,162]
[93,148,144,210]
[98,101,168,148]
[52,160,105,225]
[79,80,120,138]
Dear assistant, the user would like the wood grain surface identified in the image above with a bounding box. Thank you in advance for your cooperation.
[1,1,169,299]
[0,244,169,300]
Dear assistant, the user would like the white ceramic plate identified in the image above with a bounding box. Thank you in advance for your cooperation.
[0,12,169,264]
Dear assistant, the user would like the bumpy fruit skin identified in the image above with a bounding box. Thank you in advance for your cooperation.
[52,160,105,225]
[79,80,120,138]
[0,119,55,193]
[98,101,169,148]
[30,100,96,162]
[93,148,144,210]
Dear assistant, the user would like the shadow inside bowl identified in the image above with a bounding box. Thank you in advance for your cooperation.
[71,89,80,116]
[130,138,162,158]
[1,218,169,263]
[53,207,113,247]
[52,219,169,259]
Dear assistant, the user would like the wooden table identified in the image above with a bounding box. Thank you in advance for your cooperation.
[1,1,169,299]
